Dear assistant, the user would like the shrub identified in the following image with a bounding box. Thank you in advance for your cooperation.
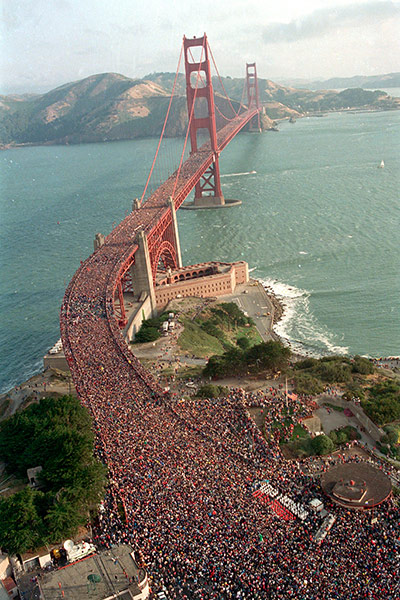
[134,326,160,343]
[197,384,228,398]
[311,434,334,456]
[362,380,400,425]
[237,336,251,351]
[352,356,374,375]
[343,382,365,401]
[294,358,318,370]
[315,361,352,383]
[293,372,324,395]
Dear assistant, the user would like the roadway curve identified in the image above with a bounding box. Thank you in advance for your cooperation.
[59,107,400,598]
[60,108,259,403]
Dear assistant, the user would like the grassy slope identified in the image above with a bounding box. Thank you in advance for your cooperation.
[177,302,262,359]
[178,319,224,358]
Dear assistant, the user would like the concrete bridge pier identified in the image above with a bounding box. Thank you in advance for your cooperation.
[168,197,182,268]
[129,230,156,316]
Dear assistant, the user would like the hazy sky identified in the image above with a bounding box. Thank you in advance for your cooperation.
[1,0,399,94]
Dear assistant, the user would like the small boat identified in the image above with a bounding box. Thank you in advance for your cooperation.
[378,160,384,168]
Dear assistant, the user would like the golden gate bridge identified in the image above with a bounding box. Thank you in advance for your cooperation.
[61,33,261,360]
[57,36,399,599]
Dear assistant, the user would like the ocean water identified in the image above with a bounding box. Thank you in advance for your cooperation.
[1,110,399,392]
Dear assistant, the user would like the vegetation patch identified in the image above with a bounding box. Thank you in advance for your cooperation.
[178,319,225,357]
[373,423,400,460]
[0,398,11,420]
[292,355,375,395]
[174,365,204,380]
[284,433,334,458]
[204,340,290,378]
[329,426,361,446]
[196,384,229,398]
[283,425,360,458]
[0,396,106,555]
[291,424,309,440]
[177,302,261,359]
[133,312,170,343]
[361,380,400,426]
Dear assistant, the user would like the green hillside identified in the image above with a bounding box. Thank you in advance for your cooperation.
[1,71,399,148]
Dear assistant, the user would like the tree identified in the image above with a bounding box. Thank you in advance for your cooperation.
[0,488,44,554]
[44,492,85,542]
[246,341,291,372]
[311,434,334,456]
[0,396,107,554]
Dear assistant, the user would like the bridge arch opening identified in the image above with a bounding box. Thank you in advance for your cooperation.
[153,240,177,279]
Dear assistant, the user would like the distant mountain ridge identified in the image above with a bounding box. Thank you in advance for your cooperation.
[1,72,399,148]
[278,72,400,90]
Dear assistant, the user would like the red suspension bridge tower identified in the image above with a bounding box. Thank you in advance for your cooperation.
[93,34,261,331]
[181,34,261,209]
[246,62,261,131]
[183,34,225,207]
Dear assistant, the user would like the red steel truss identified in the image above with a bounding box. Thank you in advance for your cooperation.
[246,63,260,131]
[183,34,223,202]
[61,35,261,332]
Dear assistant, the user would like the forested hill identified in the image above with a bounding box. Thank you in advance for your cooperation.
[1,71,399,147]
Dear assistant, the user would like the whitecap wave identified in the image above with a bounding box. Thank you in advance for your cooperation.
[261,278,349,357]
[221,171,256,178]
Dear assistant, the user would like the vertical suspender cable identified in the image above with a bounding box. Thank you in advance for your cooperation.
[171,42,205,202]
[141,44,184,204]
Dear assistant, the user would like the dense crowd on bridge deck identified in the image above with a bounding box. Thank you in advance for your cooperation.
[61,258,400,600]
[60,115,399,598]
[61,270,400,598]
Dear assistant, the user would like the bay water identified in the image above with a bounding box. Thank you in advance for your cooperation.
[1,110,399,393]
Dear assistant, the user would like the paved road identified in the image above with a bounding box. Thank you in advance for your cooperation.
[222,281,275,342]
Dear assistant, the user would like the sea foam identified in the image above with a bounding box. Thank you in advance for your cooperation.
[261,278,349,357]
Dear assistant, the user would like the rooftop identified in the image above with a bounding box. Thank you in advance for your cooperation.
[18,545,147,600]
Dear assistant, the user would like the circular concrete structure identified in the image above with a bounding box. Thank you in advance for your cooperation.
[181,198,242,209]
[321,462,392,509]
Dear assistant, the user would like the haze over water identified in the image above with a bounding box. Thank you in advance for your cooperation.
[1,110,399,393]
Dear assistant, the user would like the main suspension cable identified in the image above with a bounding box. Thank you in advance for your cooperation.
[207,41,240,119]
[171,42,205,202]
[141,44,184,203]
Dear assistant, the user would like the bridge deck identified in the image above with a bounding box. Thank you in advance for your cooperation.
[60,109,257,400]
[60,106,258,506]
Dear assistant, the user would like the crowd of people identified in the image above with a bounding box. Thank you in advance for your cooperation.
[60,182,400,599]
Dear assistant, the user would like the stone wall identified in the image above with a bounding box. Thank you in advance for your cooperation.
[124,295,153,342]
[155,261,248,309]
